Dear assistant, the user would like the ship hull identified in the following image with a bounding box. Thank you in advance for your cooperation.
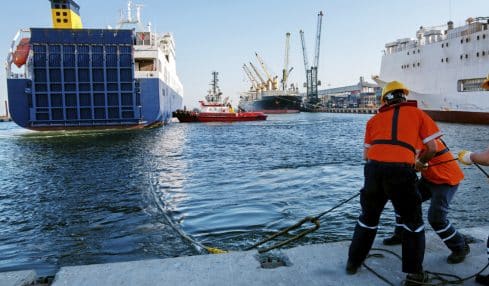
[175,110,266,123]
[7,28,182,131]
[423,110,489,124]
[7,77,182,131]
[378,19,489,125]
[238,95,302,114]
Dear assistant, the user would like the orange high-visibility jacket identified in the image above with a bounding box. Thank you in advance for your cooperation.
[364,102,442,165]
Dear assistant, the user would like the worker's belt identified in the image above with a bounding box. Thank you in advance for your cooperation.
[367,160,414,168]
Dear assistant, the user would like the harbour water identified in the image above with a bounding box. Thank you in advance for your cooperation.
[0,113,488,277]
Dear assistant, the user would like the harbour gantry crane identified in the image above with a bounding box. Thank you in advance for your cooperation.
[299,30,309,77]
[255,52,278,90]
[249,62,268,91]
[281,32,294,91]
[300,11,324,108]
[242,64,259,91]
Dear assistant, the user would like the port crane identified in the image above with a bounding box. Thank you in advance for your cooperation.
[281,32,294,91]
[249,62,269,91]
[242,64,260,91]
[300,11,323,108]
[255,52,279,90]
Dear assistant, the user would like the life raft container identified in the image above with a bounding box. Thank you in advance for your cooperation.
[13,38,30,68]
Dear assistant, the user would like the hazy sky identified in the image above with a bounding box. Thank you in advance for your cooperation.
[1,0,489,114]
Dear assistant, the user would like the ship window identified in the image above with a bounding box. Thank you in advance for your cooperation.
[417,62,420,66]
[484,34,487,39]
[466,38,470,43]
[441,58,444,62]
[56,12,60,16]
[477,52,480,57]
[63,19,68,23]
[441,43,444,48]
[465,54,468,59]
[483,51,486,56]
[62,4,67,9]
[446,58,448,63]
[460,55,463,60]
[63,12,67,16]
[55,4,60,8]
[407,52,410,55]
[461,39,464,44]
[418,49,420,53]
[413,50,416,54]
[446,42,449,47]
[478,35,480,40]
[56,18,61,23]
[458,78,486,92]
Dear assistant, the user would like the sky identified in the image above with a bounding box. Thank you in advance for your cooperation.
[1,0,489,114]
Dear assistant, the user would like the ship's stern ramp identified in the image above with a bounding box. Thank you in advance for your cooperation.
[7,28,147,130]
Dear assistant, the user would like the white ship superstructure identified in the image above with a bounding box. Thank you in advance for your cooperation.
[379,17,489,123]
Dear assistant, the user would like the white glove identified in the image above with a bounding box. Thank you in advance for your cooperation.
[458,150,473,165]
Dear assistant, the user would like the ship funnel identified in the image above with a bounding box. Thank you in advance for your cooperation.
[49,0,83,29]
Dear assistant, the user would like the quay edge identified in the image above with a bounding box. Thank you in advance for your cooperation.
[2,226,486,286]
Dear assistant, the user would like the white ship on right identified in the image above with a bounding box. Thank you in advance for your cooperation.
[377,17,489,124]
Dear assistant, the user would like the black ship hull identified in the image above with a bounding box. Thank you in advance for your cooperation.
[238,95,302,114]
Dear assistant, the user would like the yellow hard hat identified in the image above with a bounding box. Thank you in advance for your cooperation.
[381,81,409,104]
[481,75,489,90]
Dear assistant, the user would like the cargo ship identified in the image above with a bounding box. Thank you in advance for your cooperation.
[239,44,302,114]
[5,0,183,131]
[238,90,302,114]
[376,17,489,124]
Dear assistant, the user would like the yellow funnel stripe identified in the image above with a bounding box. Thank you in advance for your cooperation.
[51,9,83,29]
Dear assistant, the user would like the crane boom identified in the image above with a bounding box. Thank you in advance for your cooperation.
[313,11,324,69]
[242,64,259,90]
[299,30,309,74]
[282,32,291,90]
[255,52,273,82]
[249,62,267,89]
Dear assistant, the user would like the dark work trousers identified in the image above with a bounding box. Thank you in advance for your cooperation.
[348,161,425,274]
[392,177,465,252]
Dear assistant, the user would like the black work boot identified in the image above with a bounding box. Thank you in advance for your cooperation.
[404,271,428,286]
[345,259,360,275]
[383,233,402,246]
[447,242,470,264]
[476,274,489,285]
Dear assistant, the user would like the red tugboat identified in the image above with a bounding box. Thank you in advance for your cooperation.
[175,72,267,123]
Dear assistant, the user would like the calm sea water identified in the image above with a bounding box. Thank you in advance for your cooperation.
[0,113,488,276]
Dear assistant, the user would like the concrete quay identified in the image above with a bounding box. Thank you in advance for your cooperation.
[2,226,488,286]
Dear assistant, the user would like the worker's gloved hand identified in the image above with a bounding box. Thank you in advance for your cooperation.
[457,150,473,165]
[415,159,428,172]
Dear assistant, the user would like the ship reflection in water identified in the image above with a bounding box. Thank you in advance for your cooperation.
[0,113,488,277]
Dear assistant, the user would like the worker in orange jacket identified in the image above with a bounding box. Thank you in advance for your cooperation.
[457,74,489,285]
[383,138,469,264]
[347,81,440,286]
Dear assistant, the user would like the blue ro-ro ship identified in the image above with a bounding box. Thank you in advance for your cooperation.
[6,0,183,131]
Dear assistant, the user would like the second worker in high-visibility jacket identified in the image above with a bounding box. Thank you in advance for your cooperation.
[346,81,440,286]
[382,138,469,264]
